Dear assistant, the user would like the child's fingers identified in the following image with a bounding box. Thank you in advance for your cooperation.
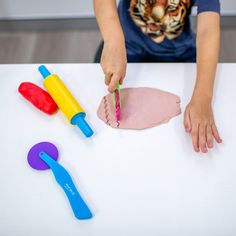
[199,124,207,153]
[191,124,200,152]
[108,74,121,93]
[206,125,214,148]
[119,76,125,85]
[184,108,192,133]
[212,123,222,143]
[105,73,112,86]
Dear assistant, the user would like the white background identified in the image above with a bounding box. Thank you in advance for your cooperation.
[0,63,236,235]
[0,0,235,19]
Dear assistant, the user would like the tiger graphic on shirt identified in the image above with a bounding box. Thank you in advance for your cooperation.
[129,0,191,43]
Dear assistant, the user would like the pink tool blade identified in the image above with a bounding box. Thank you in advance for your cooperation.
[115,89,121,121]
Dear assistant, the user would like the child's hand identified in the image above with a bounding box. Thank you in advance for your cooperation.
[184,96,222,153]
[100,40,127,93]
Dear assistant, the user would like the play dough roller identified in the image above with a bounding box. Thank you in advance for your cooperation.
[38,65,94,137]
[27,142,93,220]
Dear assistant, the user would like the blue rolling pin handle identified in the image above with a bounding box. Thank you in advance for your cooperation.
[39,152,93,220]
[71,113,94,138]
[38,65,51,79]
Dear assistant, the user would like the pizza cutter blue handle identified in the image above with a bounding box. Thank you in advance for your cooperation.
[39,151,93,220]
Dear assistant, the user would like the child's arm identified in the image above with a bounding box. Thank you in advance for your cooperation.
[184,12,222,153]
[93,0,127,93]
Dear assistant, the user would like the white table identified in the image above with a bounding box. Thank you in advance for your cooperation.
[0,63,236,236]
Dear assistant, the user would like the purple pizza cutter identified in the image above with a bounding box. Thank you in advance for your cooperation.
[27,142,93,220]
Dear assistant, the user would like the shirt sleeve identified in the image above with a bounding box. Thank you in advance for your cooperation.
[196,0,221,14]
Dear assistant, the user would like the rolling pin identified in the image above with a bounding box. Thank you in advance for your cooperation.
[38,65,94,138]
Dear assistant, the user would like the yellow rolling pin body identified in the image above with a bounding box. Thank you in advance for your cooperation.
[38,65,94,137]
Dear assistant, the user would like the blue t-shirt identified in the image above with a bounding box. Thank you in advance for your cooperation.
[118,0,221,62]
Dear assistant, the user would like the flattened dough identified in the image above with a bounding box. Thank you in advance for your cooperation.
[97,87,181,130]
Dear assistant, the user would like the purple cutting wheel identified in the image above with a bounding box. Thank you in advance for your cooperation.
[27,142,59,170]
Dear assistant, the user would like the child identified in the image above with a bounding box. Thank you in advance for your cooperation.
[93,0,222,153]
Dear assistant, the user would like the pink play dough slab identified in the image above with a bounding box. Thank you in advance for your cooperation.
[97,87,181,130]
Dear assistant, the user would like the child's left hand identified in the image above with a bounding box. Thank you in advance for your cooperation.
[184,96,222,153]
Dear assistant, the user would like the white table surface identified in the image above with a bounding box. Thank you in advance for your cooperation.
[0,63,236,236]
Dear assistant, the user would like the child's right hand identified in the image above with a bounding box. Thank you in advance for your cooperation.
[100,40,127,93]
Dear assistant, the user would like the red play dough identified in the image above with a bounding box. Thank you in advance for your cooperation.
[97,87,181,130]
[18,82,58,115]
